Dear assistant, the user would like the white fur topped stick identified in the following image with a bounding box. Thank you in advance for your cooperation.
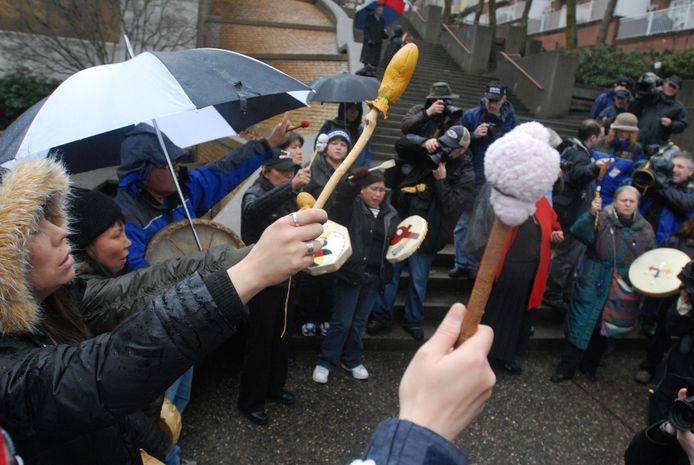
[458,122,560,345]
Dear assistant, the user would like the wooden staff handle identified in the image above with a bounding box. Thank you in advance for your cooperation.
[458,218,511,346]
[313,108,379,209]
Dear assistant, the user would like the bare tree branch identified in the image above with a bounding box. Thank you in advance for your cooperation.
[597,0,618,45]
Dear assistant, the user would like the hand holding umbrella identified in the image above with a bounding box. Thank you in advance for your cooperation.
[458,122,560,345]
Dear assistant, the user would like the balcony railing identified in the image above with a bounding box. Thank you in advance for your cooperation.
[616,4,694,40]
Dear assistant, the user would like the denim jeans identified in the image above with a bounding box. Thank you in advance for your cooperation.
[371,251,434,329]
[165,366,194,414]
[317,278,379,370]
[453,212,479,271]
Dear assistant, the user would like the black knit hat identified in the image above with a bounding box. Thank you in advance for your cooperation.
[68,187,124,250]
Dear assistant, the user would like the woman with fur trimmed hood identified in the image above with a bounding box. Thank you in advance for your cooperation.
[0,158,326,465]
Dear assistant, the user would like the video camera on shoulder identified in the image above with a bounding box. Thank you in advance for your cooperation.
[635,72,663,99]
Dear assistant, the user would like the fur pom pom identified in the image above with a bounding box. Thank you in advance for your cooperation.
[484,126,559,226]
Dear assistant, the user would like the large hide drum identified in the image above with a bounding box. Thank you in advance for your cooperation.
[386,215,428,263]
[629,248,691,298]
[145,218,244,265]
[305,219,352,276]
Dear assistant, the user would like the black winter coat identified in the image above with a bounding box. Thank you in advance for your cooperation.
[0,272,246,465]
[393,135,475,254]
[629,93,688,147]
[241,175,298,245]
[328,180,399,287]
[552,138,599,231]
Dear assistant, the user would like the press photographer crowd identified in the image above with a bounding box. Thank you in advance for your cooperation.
[2,2,694,462]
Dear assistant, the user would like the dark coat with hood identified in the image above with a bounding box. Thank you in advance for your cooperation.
[317,103,371,168]
[115,123,272,269]
[328,179,399,287]
[0,159,248,465]
[393,134,475,254]
[241,174,298,246]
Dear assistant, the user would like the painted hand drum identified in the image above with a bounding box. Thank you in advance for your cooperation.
[305,219,352,276]
[386,215,428,263]
[629,248,691,297]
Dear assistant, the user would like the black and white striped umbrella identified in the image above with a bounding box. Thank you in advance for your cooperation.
[0,48,313,171]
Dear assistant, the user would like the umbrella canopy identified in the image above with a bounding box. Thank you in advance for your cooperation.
[0,48,313,172]
[308,72,380,103]
[354,0,405,29]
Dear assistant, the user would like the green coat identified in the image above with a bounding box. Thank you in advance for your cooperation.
[75,244,250,335]
[565,205,655,349]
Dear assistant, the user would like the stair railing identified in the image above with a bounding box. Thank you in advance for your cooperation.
[441,23,471,55]
[499,51,544,91]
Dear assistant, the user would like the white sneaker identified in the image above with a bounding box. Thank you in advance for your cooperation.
[301,322,317,337]
[319,321,330,336]
[342,363,369,380]
[312,365,329,384]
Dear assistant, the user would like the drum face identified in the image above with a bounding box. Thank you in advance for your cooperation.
[305,220,352,276]
[386,215,428,263]
[145,219,244,265]
[629,248,691,298]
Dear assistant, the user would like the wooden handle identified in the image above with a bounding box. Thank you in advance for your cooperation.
[314,108,379,209]
[458,218,511,346]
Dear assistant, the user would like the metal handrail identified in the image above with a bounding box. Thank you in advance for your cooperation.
[499,51,544,91]
[412,7,425,22]
[441,23,471,55]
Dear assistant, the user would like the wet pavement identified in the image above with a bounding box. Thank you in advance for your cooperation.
[180,341,650,465]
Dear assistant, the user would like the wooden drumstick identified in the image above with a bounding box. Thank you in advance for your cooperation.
[458,123,560,345]
[347,159,396,181]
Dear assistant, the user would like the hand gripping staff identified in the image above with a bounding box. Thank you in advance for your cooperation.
[296,43,419,275]
[458,122,560,345]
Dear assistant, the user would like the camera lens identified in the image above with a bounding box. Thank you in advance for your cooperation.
[669,397,694,431]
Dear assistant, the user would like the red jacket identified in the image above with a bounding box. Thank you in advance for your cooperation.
[496,196,560,309]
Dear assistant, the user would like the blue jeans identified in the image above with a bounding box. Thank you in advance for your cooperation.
[165,366,194,414]
[318,278,379,370]
[371,251,434,329]
[453,212,478,271]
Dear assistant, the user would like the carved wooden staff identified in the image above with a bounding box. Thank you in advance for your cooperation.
[297,43,419,275]
[458,122,561,345]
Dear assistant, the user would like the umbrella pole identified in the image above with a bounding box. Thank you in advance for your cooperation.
[151,119,203,252]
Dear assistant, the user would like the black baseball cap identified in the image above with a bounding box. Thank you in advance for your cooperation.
[263,149,297,170]
[485,81,506,101]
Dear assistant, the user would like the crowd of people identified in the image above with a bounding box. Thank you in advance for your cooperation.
[2,8,694,461]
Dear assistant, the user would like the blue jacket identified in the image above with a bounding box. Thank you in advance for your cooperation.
[590,89,615,119]
[461,98,518,184]
[640,179,694,244]
[116,125,272,269]
[362,419,468,465]
[592,137,644,205]
[565,206,654,349]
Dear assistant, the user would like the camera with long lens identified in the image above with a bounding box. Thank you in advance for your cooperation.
[631,155,673,191]
[442,99,463,120]
[669,396,694,432]
[635,72,664,99]
[428,145,451,166]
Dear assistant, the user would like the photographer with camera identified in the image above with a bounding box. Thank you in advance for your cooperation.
[401,82,462,140]
[449,81,518,280]
[590,77,632,120]
[367,126,475,340]
[629,74,688,147]
[639,151,694,245]
[543,119,608,310]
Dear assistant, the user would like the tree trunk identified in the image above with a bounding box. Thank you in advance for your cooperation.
[474,0,485,24]
[519,0,533,56]
[489,0,496,45]
[565,0,577,50]
[443,0,453,24]
[596,0,618,44]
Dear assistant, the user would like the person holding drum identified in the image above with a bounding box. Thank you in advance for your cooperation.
[312,170,399,384]
[0,157,327,465]
[238,149,311,425]
[551,185,655,383]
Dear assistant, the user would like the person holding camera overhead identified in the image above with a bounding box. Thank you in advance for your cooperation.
[367,126,475,340]
[401,82,462,140]
[629,74,688,148]
[449,81,518,280]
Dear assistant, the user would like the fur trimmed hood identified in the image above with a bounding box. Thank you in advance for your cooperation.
[0,158,70,335]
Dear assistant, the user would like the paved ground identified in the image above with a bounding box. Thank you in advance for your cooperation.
[180,340,650,465]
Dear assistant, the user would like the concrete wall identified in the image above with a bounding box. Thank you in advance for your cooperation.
[405,5,442,43]
[496,50,578,118]
[439,23,492,74]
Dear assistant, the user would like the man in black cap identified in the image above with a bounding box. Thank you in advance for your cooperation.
[629,74,688,147]
[598,87,632,130]
[368,125,475,340]
[401,81,462,141]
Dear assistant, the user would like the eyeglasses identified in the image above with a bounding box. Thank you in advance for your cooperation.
[366,186,387,194]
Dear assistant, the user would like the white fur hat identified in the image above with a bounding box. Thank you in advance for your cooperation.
[484,122,560,226]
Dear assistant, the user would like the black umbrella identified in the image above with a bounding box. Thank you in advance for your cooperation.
[308,72,380,103]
